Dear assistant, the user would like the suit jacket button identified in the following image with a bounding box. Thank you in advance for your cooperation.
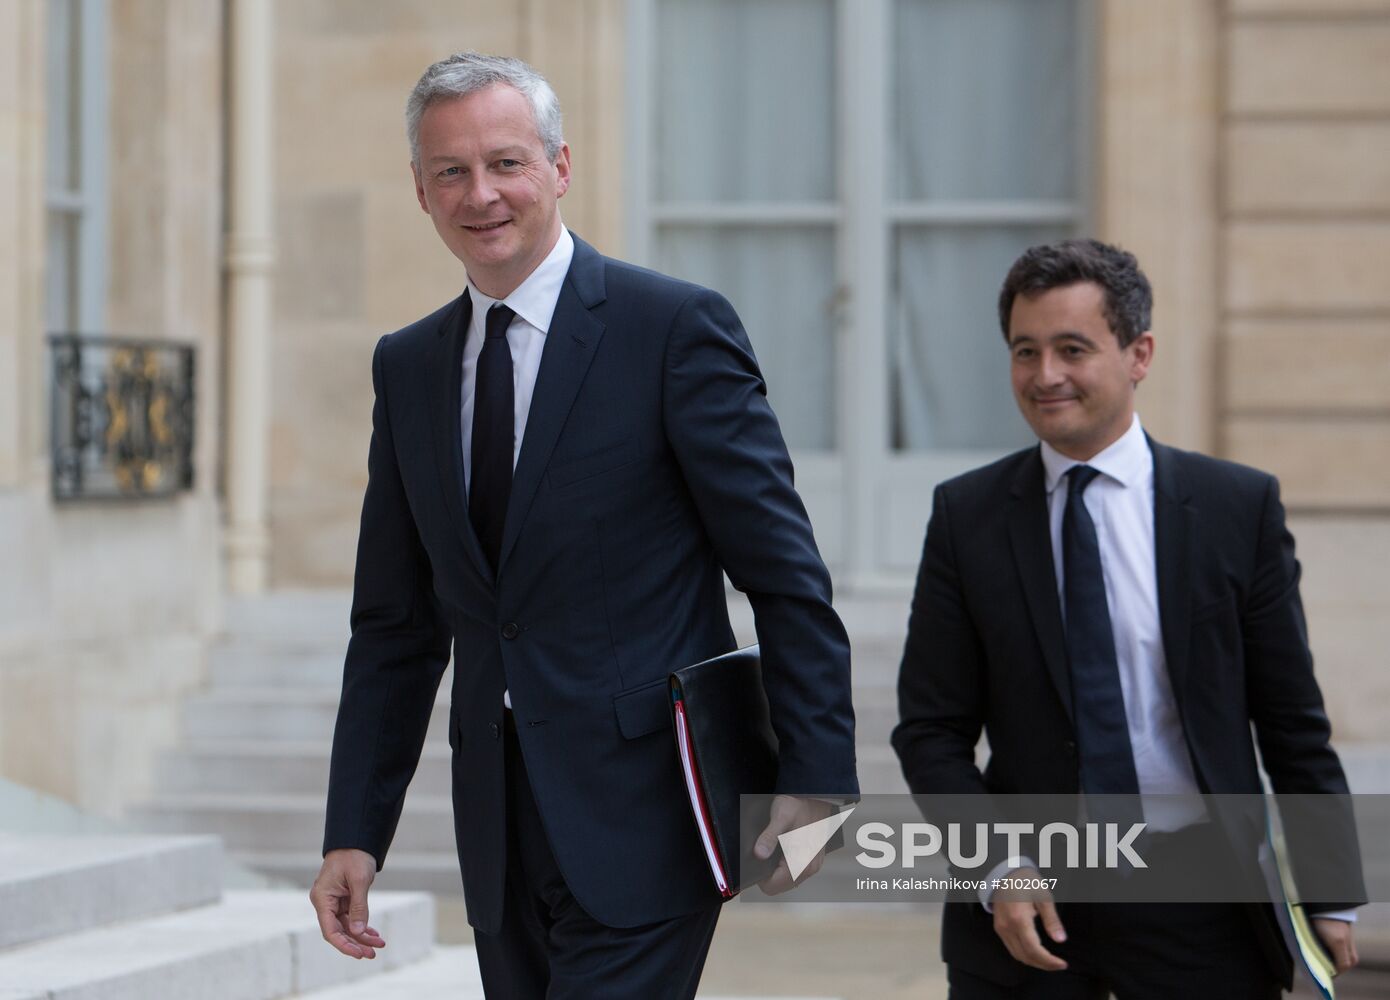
[501,622,520,640]
[1063,740,1077,756]
[490,723,501,740]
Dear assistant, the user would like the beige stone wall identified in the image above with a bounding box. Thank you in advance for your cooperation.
[1095,0,1389,743]
[0,0,46,491]
[0,0,59,787]
[1096,0,1221,454]
[1097,0,1390,508]
[3,0,1379,810]
[1221,1,1390,741]
[0,0,49,811]
[268,0,627,585]
[257,0,1388,757]
[1221,3,1390,505]
[0,0,225,815]
[1294,514,1390,742]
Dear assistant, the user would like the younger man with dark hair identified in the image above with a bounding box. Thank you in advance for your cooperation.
[893,238,1360,997]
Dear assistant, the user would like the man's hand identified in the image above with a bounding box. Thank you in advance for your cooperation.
[753,795,835,895]
[310,848,386,959]
[1312,917,1358,975]
[991,867,1068,972]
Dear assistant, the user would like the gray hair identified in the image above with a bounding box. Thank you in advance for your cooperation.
[406,52,564,166]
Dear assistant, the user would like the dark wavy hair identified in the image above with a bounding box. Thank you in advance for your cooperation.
[997,238,1153,348]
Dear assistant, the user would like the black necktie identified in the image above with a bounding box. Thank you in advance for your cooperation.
[469,303,516,573]
[1063,465,1140,797]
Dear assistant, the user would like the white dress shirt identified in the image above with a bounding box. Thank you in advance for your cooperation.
[984,414,1200,908]
[460,226,573,712]
[985,415,1355,921]
[460,226,574,489]
[1039,413,1204,825]
[1041,416,1354,920]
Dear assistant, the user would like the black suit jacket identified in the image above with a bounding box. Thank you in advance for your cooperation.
[891,436,1358,987]
[323,233,858,933]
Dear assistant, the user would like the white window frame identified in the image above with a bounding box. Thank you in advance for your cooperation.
[627,0,1093,585]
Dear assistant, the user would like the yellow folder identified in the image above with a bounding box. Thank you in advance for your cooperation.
[1272,819,1337,999]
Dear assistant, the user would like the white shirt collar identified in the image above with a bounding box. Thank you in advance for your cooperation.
[465,225,574,334]
[1040,413,1149,496]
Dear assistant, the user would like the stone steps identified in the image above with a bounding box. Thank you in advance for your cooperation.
[175,681,904,747]
[155,741,351,796]
[296,946,484,999]
[1342,746,1390,794]
[858,744,908,794]
[145,588,1390,911]
[0,890,434,1000]
[238,850,463,894]
[0,833,436,1000]
[132,793,455,854]
[206,640,905,694]
[181,688,451,744]
[0,828,842,999]
[156,724,905,799]
[218,588,910,679]
[0,833,222,950]
[191,669,900,738]
[135,590,914,890]
[178,685,899,745]
[223,590,354,643]
[225,588,909,645]
[209,643,349,689]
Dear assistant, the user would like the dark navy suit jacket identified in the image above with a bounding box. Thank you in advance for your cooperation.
[892,438,1360,988]
[324,233,858,933]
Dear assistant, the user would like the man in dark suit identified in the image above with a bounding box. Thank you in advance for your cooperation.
[307,52,857,998]
[892,238,1360,998]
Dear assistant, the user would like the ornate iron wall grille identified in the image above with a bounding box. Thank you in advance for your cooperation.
[49,334,196,501]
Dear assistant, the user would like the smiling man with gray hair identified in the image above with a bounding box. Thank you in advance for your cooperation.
[308,51,858,998]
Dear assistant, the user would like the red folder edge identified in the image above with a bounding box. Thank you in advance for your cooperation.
[673,698,735,898]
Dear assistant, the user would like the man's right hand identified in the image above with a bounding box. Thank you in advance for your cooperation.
[310,848,386,959]
[990,867,1068,972]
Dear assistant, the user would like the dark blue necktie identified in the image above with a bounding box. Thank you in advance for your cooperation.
[469,303,516,574]
[1063,465,1140,797]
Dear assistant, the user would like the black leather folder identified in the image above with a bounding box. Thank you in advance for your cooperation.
[669,644,780,896]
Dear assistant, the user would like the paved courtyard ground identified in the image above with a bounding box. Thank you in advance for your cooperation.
[438,897,1390,998]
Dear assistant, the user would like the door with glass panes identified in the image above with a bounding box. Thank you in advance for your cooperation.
[628,0,1088,587]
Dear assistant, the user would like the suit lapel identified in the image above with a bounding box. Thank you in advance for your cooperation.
[425,291,494,582]
[1150,437,1194,710]
[496,236,608,575]
[1007,448,1074,722]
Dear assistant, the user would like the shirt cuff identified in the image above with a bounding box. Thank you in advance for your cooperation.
[980,857,1038,912]
[1310,908,1358,923]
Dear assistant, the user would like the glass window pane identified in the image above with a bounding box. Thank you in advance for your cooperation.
[891,224,1067,451]
[656,225,837,450]
[655,0,835,203]
[893,0,1077,201]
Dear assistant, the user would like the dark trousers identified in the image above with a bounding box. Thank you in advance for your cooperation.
[947,901,1280,1000]
[473,714,721,999]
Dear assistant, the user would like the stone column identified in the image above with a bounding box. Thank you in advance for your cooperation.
[1097,0,1221,453]
[0,0,45,491]
[224,0,274,593]
[523,0,627,255]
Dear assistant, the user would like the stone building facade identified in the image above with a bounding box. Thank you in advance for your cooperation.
[0,0,223,814]
[0,0,1385,816]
